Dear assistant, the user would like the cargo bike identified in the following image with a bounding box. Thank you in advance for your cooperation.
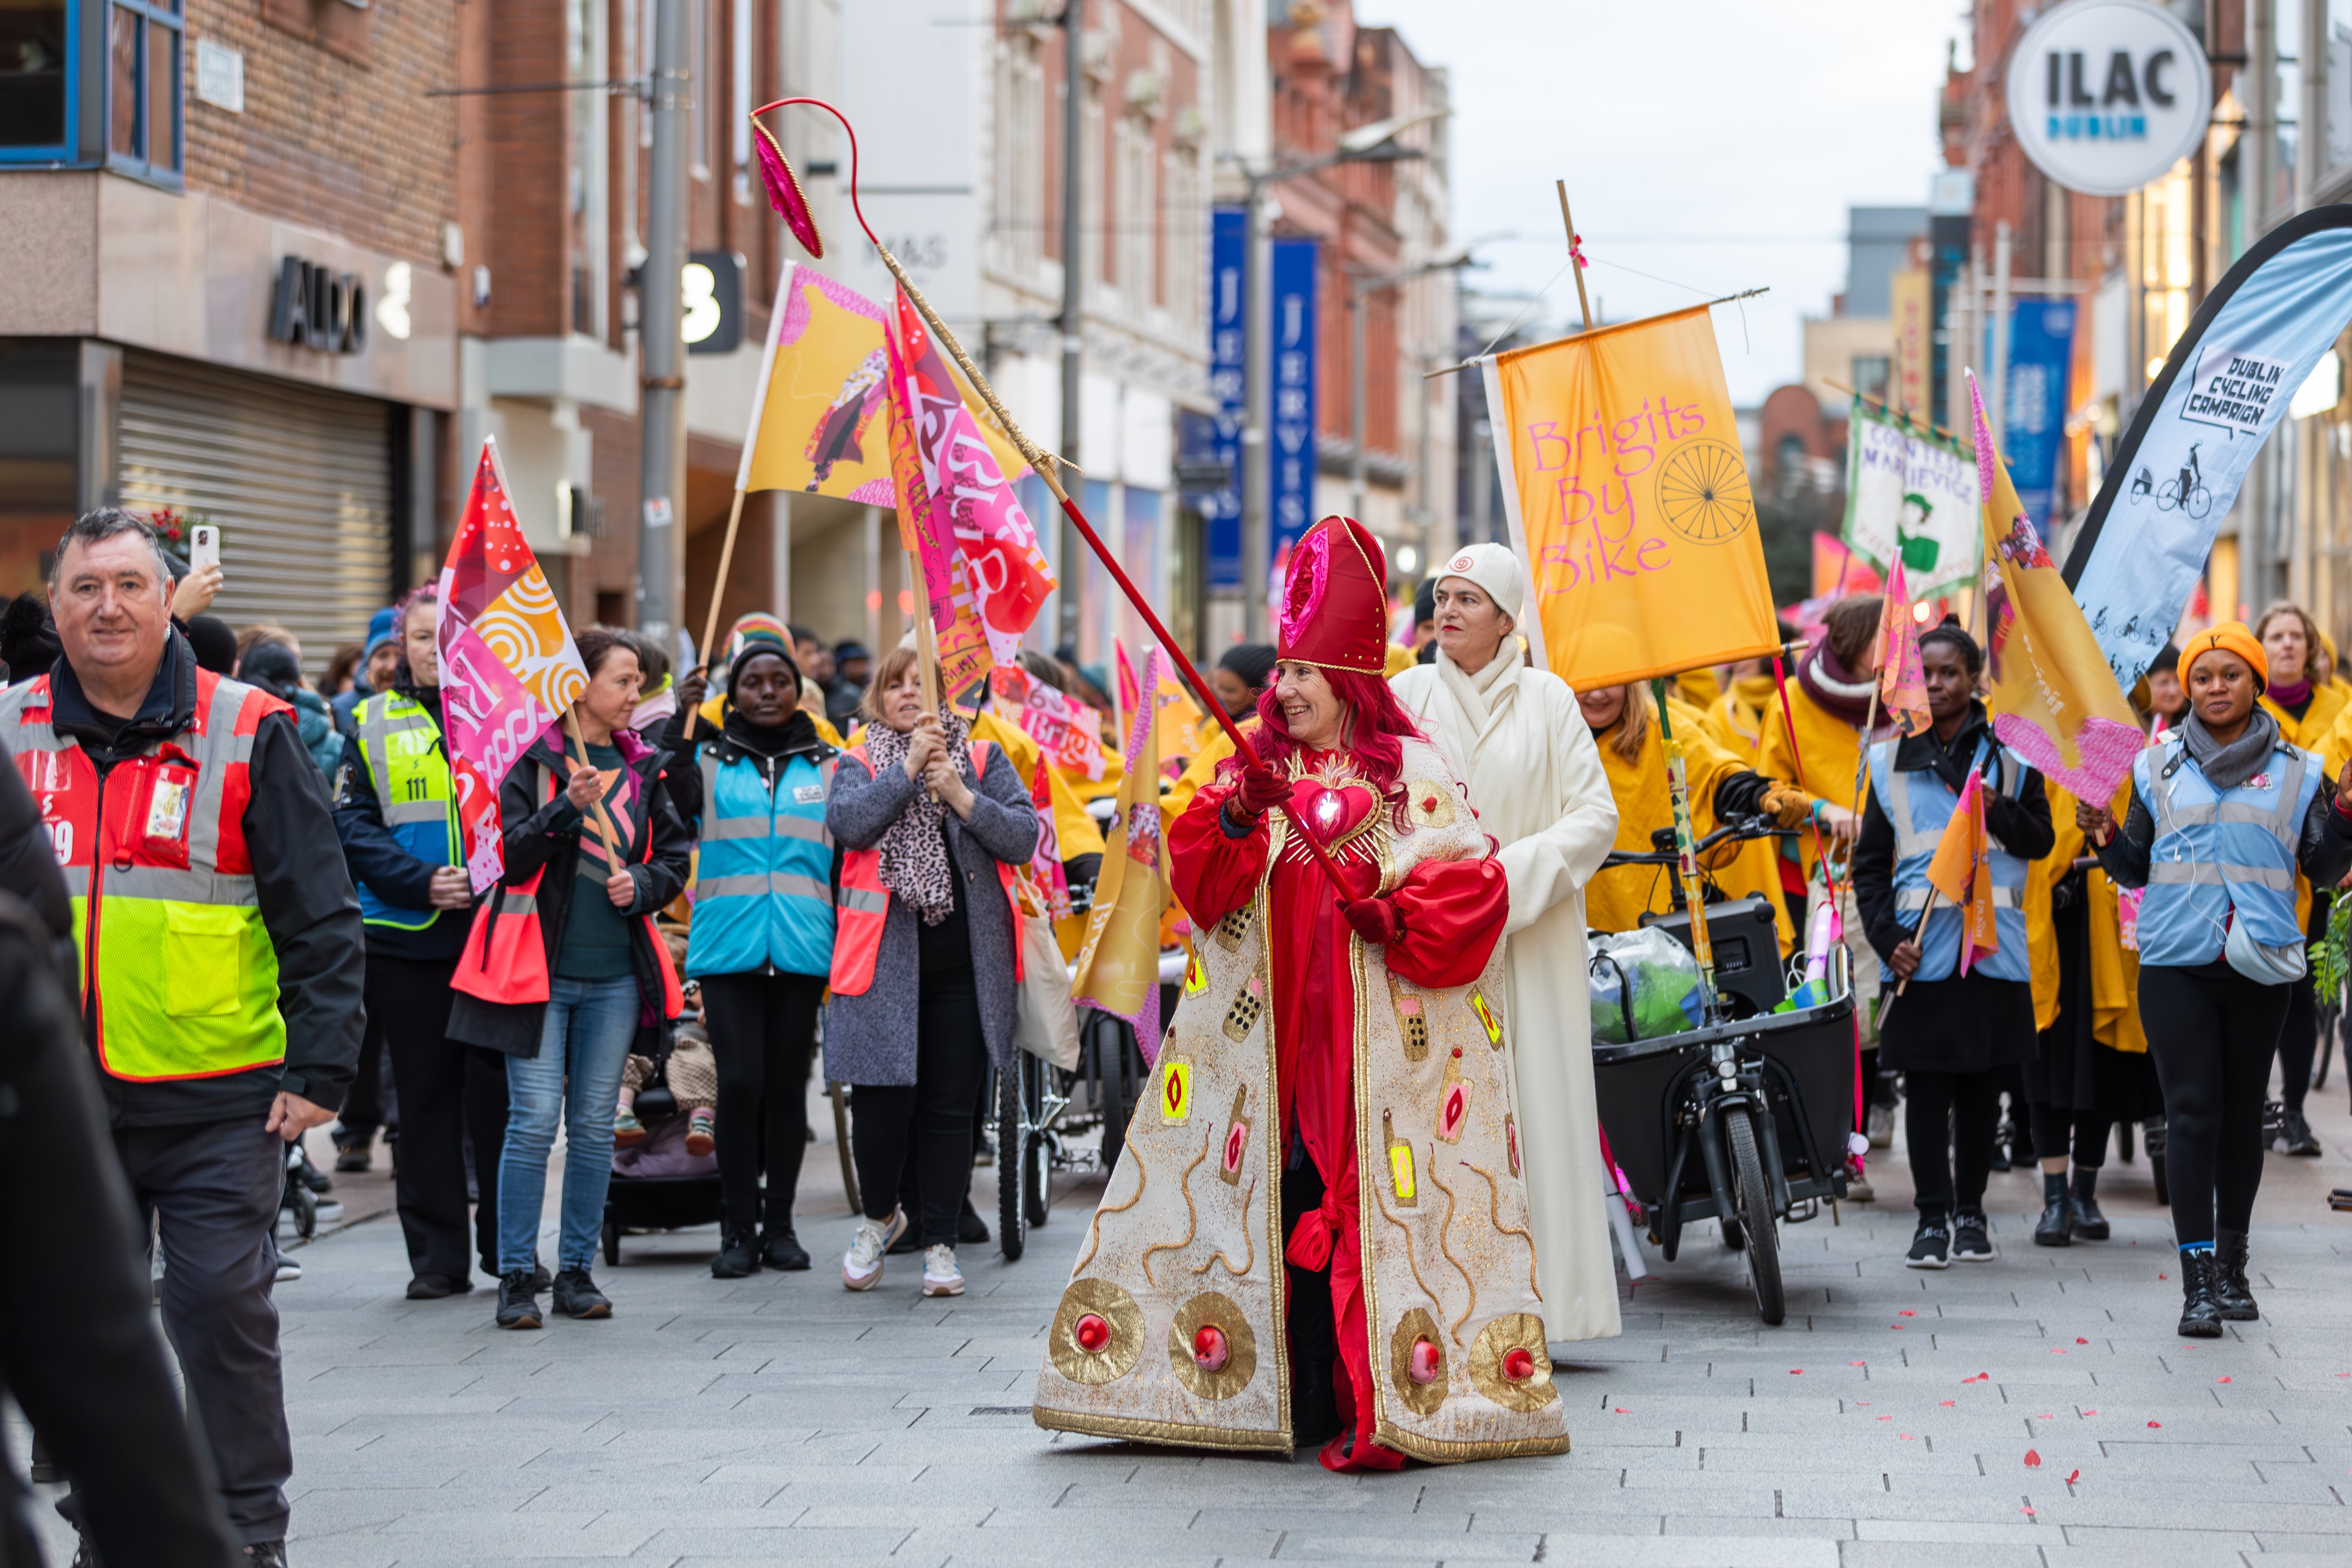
[1589,819,1858,1325]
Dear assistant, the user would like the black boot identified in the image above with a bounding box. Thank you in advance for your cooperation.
[2070,1168,2110,1241]
[2214,1228,2259,1320]
[1289,1355,1343,1449]
[761,1228,811,1271]
[711,1229,761,1279]
[2177,1248,2224,1339]
[2033,1173,2072,1247]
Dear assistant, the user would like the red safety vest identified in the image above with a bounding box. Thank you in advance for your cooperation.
[451,762,683,1018]
[830,739,1023,996]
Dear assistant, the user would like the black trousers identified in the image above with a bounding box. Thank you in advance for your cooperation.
[111,1117,291,1546]
[850,967,988,1246]
[1904,1069,2000,1216]
[699,969,825,1238]
[1281,1134,1339,1438]
[2140,963,2291,1247]
[2028,1098,2110,1168]
[369,953,508,1280]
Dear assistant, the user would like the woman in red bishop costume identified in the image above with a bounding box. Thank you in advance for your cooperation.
[1032,517,1569,1470]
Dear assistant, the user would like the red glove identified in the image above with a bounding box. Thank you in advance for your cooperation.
[1339,893,1404,946]
[1232,762,1289,818]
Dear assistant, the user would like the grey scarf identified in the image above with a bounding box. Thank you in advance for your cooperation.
[2182,705,2280,791]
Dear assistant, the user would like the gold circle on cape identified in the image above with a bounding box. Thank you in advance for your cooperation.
[1401,778,1459,830]
[1389,1306,1449,1416]
[1468,1313,1559,1412]
[1050,1277,1145,1386]
[1167,1290,1257,1401]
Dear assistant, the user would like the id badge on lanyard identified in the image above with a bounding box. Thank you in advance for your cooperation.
[140,755,199,865]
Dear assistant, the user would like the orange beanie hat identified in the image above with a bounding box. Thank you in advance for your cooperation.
[2180,620,2268,694]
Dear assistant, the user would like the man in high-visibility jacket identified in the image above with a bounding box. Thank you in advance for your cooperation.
[1,510,364,1565]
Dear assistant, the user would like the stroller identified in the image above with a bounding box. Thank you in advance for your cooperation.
[600,990,725,1265]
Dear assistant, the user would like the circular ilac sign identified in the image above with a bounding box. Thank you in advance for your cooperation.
[2006,0,2212,197]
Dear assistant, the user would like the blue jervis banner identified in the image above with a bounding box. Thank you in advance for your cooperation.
[2065,206,2352,686]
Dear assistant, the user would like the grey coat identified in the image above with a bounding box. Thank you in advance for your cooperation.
[822,740,1040,1085]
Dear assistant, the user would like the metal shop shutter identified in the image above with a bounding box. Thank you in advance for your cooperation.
[117,351,394,675]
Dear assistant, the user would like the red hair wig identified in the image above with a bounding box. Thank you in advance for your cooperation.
[1222,667,1427,829]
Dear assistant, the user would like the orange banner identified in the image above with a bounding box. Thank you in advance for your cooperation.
[1483,306,1780,688]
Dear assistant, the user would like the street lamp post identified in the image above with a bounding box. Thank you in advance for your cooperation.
[1232,109,1444,642]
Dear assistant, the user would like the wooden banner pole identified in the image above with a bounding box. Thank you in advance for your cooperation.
[1556,180,1595,333]
[680,485,750,743]
[562,710,624,862]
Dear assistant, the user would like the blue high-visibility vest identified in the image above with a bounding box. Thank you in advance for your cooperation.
[351,691,457,931]
[1867,734,2031,985]
[684,742,837,979]
[2130,732,2319,967]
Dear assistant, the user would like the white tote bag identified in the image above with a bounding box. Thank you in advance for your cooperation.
[1012,914,1081,1069]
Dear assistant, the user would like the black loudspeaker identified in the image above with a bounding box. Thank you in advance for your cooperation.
[1639,896,1787,1019]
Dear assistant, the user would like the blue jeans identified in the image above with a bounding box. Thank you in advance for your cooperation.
[497,976,639,1273]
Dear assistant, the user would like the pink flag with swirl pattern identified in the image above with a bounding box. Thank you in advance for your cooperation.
[437,438,591,892]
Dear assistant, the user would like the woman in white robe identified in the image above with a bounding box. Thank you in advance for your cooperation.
[1390,543,1623,1343]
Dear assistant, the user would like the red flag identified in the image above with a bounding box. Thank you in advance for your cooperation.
[436,438,588,892]
[1114,638,1142,730]
[889,288,1057,659]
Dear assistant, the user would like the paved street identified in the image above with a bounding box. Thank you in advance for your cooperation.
[28,1075,2352,1568]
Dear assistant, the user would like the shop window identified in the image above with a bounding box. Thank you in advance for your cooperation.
[0,0,72,159]
[106,0,179,182]
[1852,355,1891,404]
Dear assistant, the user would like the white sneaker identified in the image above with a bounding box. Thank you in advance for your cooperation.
[274,1250,301,1283]
[921,1244,964,1297]
[842,1209,906,1291]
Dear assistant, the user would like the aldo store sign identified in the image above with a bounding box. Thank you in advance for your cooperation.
[2006,0,2211,197]
[268,256,368,355]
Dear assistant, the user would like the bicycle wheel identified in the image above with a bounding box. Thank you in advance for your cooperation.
[829,1082,860,1215]
[1022,1056,1051,1228]
[1726,1105,1784,1325]
[2187,485,2212,521]
[998,1065,1028,1261]
[2156,480,2181,511]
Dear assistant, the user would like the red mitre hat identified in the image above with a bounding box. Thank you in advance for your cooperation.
[1276,515,1389,673]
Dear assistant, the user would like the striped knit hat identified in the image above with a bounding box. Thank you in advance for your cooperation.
[725,612,791,666]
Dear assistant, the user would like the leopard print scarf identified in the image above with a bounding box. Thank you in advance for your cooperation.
[863,709,973,925]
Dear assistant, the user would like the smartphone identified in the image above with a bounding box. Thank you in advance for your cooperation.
[189,525,220,575]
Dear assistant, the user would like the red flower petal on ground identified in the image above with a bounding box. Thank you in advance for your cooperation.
[1939,1400,1955,1406]
[1789,1369,1803,1375]
[2075,1337,2089,1345]
[2083,1409,2098,1416]
[1899,1309,1918,1316]
[2147,1421,2163,1428]
[2218,1375,2232,1384]
[2025,1450,2042,1467]
[2065,1469,2080,1484]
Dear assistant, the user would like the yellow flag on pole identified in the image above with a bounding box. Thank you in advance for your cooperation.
[1481,305,1781,688]
[1072,650,1169,1059]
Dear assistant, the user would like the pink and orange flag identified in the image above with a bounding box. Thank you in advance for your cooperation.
[1924,771,1999,976]
[436,438,589,893]
[1969,372,2141,804]
[1877,559,1932,739]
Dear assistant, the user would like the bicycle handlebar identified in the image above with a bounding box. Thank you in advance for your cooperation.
[1600,815,1797,869]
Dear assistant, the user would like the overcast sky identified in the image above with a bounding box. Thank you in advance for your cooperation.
[1364,0,1968,405]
